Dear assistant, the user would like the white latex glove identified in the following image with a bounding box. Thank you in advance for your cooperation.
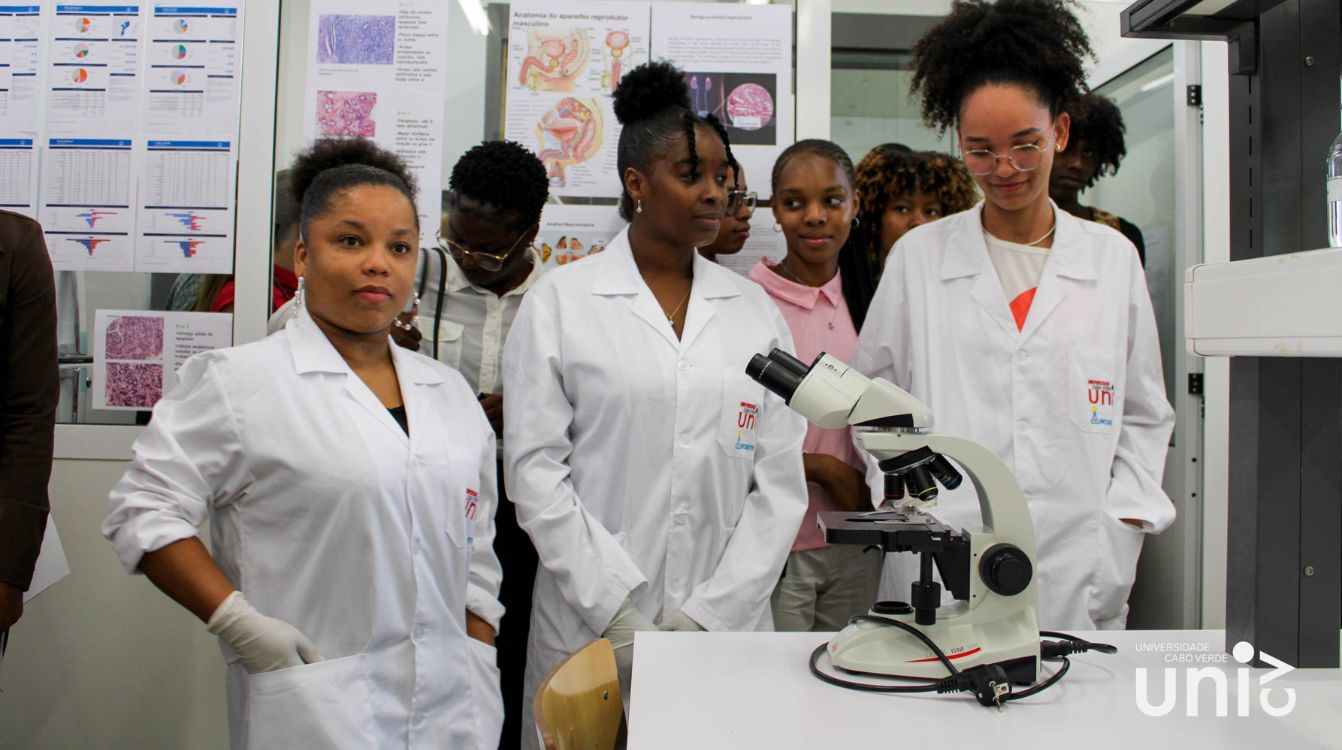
[657,610,704,632]
[206,591,324,673]
[601,596,655,704]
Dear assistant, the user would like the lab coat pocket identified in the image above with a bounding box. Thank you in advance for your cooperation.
[1086,512,1145,629]
[419,318,465,370]
[444,460,481,550]
[1068,346,1120,434]
[718,367,765,460]
[245,653,374,750]
[467,638,504,749]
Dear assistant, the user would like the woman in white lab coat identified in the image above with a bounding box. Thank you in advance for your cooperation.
[103,139,504,749]
[504,62,807,748]
[855,0,1174,630]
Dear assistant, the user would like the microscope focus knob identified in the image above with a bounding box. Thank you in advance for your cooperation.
[980,544,1032,596]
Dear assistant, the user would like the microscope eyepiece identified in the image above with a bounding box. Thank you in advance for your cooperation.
[746,349,808,403]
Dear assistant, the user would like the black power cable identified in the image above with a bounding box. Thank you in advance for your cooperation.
[807,619,1117,708]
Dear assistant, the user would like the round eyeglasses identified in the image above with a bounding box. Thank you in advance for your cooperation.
[961,142,1049,176]
[726,189,758,216]
[437,226,535,272]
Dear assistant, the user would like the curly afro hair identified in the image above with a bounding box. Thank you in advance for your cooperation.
[612,60,737,220]
[910,0,1094,134]
[290,138,418,241]
[1062,93,1127,187]
[447,140,549,229]
[855,148,979,268]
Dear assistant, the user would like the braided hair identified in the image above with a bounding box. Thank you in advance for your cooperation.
[770,139,877,331]
[290,138,418,242]
[910,0,1094,134]
[1062,93,1127,188]
[612,61,738,220]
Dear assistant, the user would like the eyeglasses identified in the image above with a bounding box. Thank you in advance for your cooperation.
[961,141,1050,176]
[726,189,758,216]
[437,226,534,272]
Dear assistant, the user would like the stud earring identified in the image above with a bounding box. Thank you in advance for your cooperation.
[773,223,782,233]
[636,199,643,214]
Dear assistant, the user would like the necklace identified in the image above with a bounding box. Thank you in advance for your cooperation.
[1025,220,1057,246]
[665,286,692,325]
[775,258,842,330]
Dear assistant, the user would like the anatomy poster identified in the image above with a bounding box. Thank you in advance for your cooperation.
[652,3,793,199]
[303,0,448,249]
[92,309,232,411]
[535,203,626,269]
[505,2,649,199]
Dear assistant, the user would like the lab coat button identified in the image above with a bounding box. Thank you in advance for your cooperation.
[1017,417,1028,429]
[1015,350,1028,363]
[413,626,426,641]
[678,435,691,449]
[677,359,691,371]
[410,455,424,470]
[673,511,688,525]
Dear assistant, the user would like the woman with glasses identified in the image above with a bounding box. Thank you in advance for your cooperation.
[854,0,1174,632]
[697,167,756,264]
[503,61,806,749]
[748,139,880,631]
[103,139,505,748]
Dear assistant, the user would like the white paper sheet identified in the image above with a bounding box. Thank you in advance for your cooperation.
[302,0,448,249]
[0,5,43,216]
[714,210,786,277]
[44,3,143,136]
[535,202,626,269]
[39,136,135,271]
[140,4,243,136]
[651,3,794,199]
[23,515,69,604]
[134,139,235,273]
[505,1,650,199]
[92,309,233,411]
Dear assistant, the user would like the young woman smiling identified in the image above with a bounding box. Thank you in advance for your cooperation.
[854,0,1174,632]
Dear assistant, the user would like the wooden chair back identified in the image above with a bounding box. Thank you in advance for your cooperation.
[534,638,625,750]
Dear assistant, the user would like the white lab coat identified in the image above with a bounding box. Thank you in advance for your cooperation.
[855,204,1174,631]
[103,308,505,750]
[503,228,807,748]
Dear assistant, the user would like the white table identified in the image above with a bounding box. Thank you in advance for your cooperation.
[629,630,1342,749]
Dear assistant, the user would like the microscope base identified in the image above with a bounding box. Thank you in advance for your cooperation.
[828,602,1040,682]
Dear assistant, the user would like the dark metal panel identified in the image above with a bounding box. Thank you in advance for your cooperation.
[831,13,937,52]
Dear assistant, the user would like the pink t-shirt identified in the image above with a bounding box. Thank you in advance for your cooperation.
[748,258,862,552]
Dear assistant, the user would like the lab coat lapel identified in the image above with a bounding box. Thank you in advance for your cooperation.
[1017,209,1098,345]
[592,227,682,351]
[286,306,410,446]
[942,211,1019,342]
[390,341,446,456]
[678,252,741,353]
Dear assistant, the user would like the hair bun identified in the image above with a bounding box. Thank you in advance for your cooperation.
[290,138,417,205]
[612,60,690,125]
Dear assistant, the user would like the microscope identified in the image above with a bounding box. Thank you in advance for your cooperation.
[747,349,1040,684]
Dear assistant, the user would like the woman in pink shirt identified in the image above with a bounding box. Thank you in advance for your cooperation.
[749,139,879,631]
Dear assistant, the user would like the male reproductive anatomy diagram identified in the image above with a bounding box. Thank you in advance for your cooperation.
[535,97,603,188]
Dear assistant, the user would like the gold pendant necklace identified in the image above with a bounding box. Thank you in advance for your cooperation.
[665,286,691,324]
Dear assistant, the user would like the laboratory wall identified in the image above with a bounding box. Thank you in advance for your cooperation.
[0,462,227,749]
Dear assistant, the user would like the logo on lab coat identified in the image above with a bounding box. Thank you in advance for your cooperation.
[735,401,759,453]
[1087,379,1115,427]
[464,488,478,546]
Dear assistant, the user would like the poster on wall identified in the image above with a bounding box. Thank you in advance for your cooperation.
[0,5,43,216]
[134,139,236,273]
[302,0,448,248]
[40,137,136,272]
[44,3,143,136]
[535,202,626,269]
[651,3,794,200]
[92,309,232,411]
[504,1,650,199]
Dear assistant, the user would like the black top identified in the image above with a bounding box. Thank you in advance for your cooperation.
[1116,217,1147,268]
[387,405,409,435]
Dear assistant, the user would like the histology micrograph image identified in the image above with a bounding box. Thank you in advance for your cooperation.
[105,315,165,360]
[317,14,395,65]
[105,362,164,408]
[317,90,377,137]
[682,72,778,146]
